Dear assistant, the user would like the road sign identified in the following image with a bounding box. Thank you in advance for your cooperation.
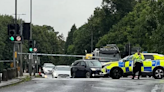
[10,63,14,68]
[16,36,21,41]
[15,51,17,58]
[33,48,37,52]
[29,54,33,59]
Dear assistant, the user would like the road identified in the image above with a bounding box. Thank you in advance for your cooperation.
[1,75,164,92]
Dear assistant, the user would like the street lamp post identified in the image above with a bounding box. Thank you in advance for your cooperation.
[29,0,33,76]
[13,0,17,69]
[30,0,32,39]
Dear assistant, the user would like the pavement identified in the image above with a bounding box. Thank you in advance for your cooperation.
[1,74,164,92]
[0,73,30,88]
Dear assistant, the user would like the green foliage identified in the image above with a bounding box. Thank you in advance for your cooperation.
[65,24,77,54]
[65,0,164,63]
[65,0,136,56]
[0,15,65,71]
[97,0,164,54]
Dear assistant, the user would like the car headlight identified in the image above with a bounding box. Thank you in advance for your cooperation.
[91,68,97,71]
[44,69,48,72]
[53,72,57,76]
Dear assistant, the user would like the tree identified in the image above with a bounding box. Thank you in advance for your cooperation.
[65,24,77,53]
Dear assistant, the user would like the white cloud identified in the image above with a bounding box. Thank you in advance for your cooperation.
[0,0,101,38]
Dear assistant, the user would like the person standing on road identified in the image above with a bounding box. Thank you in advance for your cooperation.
[132,50,145,79]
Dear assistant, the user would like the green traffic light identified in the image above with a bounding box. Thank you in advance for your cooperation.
[9,36,14,41]
[29,48,33,52]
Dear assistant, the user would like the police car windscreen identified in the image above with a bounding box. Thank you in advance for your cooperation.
[99,53,120,62]
[88,60,102,67]
[144,55,154,60]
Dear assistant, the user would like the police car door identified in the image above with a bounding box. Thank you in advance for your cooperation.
[125,55,133,73]
[142,55,154,72]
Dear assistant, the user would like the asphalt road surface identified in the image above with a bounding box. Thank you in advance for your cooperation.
[1,76,164,92]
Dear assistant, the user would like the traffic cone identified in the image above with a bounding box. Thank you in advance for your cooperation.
[39,68,41,76]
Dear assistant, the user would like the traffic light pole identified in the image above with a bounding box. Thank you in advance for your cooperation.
[29,54,32,76]
[19,21,23,76]
[29,0,33,76]
[13,0,17,68]
[13,43,16,68]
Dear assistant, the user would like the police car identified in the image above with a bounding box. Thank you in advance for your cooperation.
[101,53,164,79]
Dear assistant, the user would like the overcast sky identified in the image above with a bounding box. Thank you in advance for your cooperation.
[0,0,102,39]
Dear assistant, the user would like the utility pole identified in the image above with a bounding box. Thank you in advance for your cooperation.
[19,20,23,76]
[13,0,17,68]
[29,0,33,76]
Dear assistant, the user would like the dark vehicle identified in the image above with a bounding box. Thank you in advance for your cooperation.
[71,59,102,78]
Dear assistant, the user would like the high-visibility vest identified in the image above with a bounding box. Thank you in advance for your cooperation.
[132,53,145,63]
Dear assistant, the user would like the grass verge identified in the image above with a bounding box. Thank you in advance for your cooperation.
[0,76,31,88]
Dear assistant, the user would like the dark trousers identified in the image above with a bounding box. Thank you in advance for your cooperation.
[132,62,142,79]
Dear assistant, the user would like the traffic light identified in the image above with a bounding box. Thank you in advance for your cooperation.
[29,40,33,52]
[8,24,16,41]
[8,24,20,41]
[23,23,30,40]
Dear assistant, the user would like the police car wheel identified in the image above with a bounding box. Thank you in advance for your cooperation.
[86,72,91,78]
[111,68,122,79]
[153,68,164,79]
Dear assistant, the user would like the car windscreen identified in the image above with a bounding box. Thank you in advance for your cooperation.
[99,53,120,62]
[56,67,70,71]
[88,61,102,67]
[45,66,54,68]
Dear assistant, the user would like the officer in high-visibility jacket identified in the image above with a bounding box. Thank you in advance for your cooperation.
[132,50,145,79]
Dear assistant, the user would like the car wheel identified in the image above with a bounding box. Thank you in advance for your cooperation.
[85,72,91,78]
[110,68,122,79]
[141,75,146,77]
[153,68,164,79]
[72,72,76,78]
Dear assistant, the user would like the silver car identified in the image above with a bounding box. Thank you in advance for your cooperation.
[42,63,55,74]
[52,65,71,78]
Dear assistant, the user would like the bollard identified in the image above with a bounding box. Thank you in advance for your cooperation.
[16,68,18,77]
[7,68,12,80]
[13,68,15,78]
[13,68,16,78]
[2,69,8,81]
[11,68,14,78]
[14,68,16,77]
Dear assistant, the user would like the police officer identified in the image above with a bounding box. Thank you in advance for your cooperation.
[132,50,145,79]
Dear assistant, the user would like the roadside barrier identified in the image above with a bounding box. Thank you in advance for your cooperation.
[2,69,8,81]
